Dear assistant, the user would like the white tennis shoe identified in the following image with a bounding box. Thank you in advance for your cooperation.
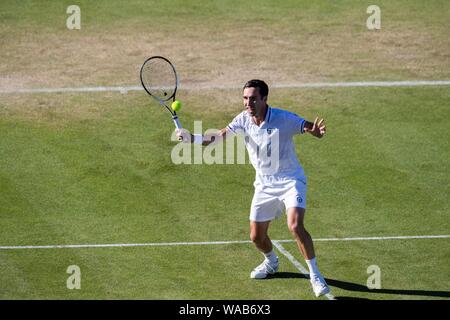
[250,258,279,279]
[310,273,330,297]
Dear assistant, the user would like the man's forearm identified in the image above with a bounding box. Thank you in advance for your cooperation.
[303,121,313,132]
[189,134,213,146]
[189,129,227,146]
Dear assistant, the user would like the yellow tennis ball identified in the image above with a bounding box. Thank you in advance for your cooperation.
[171,100,182,112]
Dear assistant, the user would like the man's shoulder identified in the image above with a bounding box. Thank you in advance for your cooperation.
[227,110,249,132]
[232,110,249,122]
[270,107,300,120]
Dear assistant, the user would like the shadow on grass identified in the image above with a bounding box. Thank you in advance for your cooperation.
[267,272,450,299]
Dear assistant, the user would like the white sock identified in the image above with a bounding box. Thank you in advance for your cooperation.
[305,257,321,276]
[263,249,278,262]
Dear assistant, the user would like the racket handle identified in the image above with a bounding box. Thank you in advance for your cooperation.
[172,116,182,129]
[173,116,183,141]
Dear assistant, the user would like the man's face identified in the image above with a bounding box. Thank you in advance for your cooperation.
[243,87,267,117]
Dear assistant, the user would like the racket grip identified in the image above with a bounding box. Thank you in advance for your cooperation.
[173,116,183,141]
[172,116,182,129]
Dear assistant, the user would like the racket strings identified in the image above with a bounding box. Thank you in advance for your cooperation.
[141,59,177,101]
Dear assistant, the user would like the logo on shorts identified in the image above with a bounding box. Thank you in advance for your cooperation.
[296,196,303,204]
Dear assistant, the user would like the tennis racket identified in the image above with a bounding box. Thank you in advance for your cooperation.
[140,56,183,133]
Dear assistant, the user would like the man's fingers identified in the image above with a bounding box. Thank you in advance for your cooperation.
[317,118,324,127]
[307,117,326,135]
[311,117,318,130]
[318,121,326,137]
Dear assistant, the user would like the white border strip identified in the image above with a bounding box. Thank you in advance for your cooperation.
[272,80,450,89]
[1,80,449,94]
[273,241,335,300]
[0,234,448,250]
[0,86,143,94]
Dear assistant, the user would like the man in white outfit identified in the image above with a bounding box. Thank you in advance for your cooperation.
[176,79,330,297]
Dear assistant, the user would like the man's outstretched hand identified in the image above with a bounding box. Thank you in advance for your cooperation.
[304,117,326,138]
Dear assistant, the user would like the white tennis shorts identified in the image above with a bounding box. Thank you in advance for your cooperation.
[249,177,307,222]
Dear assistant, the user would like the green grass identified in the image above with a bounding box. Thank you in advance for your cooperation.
[1,239,447,300]
[1,0,449,88]
[2,0,449,30]
[0,86,449,299]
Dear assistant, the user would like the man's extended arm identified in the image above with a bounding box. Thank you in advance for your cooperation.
[176,127,229,146]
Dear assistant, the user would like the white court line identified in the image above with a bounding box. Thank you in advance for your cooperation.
[0,234,448,250]
[1,80,450,94]
[280,234,450,242]
[272,241,336,300]
[0,240,252,250]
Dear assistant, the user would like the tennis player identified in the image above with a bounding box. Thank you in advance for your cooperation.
[176,79,329,297]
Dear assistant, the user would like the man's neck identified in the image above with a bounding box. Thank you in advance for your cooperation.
[253,104,268,126]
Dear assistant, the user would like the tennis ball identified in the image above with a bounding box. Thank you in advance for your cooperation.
[171,100,182,112]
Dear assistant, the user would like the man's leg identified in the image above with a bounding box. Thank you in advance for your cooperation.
[250,220,272,253]
[249,220,279,279]
[286,207,315,259]
[286,207,330,297]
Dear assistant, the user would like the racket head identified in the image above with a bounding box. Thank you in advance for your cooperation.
[140,56,178,103]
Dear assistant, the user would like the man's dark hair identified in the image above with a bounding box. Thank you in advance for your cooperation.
[243,79,269,98]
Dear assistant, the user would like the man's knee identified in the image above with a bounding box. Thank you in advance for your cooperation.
[287,208,307,237]
[250,221,270,245]
[288,221,306,237]
[250,231,267,244]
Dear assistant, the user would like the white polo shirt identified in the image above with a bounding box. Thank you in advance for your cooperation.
[227,106,307,185]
